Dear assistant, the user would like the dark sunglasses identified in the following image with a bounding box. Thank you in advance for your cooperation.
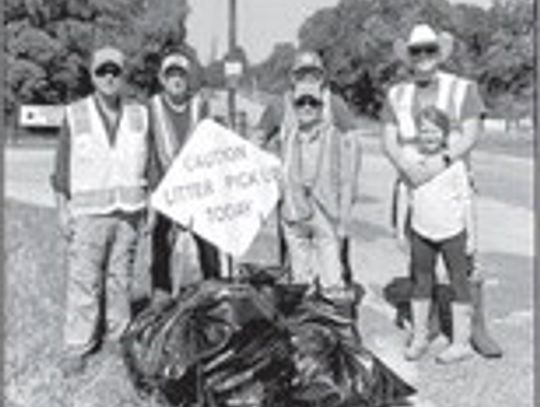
[408,45,439,57]
[94,64,123,78]
[294,97,323,109]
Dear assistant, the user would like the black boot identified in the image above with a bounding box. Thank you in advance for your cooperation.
[469,280,503,358]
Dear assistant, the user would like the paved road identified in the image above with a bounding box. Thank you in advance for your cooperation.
[4,138,534,407]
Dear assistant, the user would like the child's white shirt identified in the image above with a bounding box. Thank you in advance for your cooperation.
[402,146,470,241]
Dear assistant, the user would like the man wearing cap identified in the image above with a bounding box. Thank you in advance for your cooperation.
[256,50,361,282]
[257,50,358,152]
[381,24,502,363]
[280,80,356,296]
[147,51,221,301]
[51,46,152,375]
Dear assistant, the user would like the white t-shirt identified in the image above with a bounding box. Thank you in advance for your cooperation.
[404,147,469,241]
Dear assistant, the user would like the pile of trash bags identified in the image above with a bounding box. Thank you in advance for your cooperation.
[122,266,416,407]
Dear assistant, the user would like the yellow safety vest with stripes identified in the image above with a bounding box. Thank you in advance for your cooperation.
[66,96,149,216]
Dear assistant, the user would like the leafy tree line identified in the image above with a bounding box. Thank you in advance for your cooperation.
[5,0,197,124]
[251,0,534,120]
[6,0,533,125]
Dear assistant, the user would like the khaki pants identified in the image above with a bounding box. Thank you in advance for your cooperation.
[282,203,343,289]
[64,212,141,355]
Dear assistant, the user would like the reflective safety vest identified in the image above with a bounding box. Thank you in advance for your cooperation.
[387,71,473,241]
[150,93,201,170]
[388,71,471,143]
[66,96,149,216]
[279,89,350,225]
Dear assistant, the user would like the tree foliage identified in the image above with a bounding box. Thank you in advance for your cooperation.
[253,0,534,119]
[5,0,191,120]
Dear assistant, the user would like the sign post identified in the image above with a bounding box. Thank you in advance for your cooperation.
[224,0,239,278]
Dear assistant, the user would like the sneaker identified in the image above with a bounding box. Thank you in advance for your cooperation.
[404,338,430,361]
[435,343,474,364]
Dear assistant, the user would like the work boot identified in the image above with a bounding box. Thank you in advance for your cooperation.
[404,299,431,361]
[469,280,503,358]
[436,303,474,364]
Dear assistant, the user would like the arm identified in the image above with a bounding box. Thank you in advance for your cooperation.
[254,97,283,151]
[50,120,73,238]
[338,131,358,238]
[381,120,434,187]
[423,81,484,176]
[331,93,358,132]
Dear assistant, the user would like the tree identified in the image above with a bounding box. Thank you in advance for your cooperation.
[5,0,191,121]
[251,42,296,95]
[253,0,533,119]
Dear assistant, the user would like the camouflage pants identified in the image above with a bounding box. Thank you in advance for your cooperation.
[64,212,142,355]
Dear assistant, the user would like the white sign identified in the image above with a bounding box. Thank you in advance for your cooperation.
[19,105,65,127]
[224,61,243,77]
[151,119,282,257]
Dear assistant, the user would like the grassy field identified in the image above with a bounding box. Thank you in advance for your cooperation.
[4,197,533,407]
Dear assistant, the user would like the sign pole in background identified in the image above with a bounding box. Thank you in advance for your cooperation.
[224,0,238,280]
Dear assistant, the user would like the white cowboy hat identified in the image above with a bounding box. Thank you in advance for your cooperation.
[394,24,454,64]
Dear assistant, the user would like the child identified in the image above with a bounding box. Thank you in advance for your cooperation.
[401,106,474,363]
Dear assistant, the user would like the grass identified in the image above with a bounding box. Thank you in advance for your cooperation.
[3,196,534,407]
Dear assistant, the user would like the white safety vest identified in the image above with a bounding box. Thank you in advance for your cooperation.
[150,93,201,170]
[66,96,149,216]
[388,71,473,241]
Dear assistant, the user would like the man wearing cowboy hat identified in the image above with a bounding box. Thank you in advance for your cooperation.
[147,51,221,302]
[381,23,502,363]
[51,46,152,375]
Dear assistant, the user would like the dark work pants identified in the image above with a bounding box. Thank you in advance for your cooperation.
[410,230,471,303]
[150,213,221,293]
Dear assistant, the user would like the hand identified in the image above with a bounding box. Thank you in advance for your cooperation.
[58,209,73,240]
[402,162,431,187]
[144,209,157,236]
[422,154,446,178]
[337,218,350,239]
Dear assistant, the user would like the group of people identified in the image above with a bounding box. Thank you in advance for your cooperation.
[51,23,502,380]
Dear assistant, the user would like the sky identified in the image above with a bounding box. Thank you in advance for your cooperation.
[186,0,493,65]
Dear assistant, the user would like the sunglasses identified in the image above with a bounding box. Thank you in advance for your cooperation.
[408,45,439,57]
[294,97,323,109]
[94,64,123,78]
[163,66,188,78]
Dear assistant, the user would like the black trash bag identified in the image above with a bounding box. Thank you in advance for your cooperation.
[122,281,295,407]
[287,296,416,407]
[123,277,416,407]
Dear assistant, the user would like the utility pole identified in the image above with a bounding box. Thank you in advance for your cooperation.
[221,0,238,280]
[227,0,237,130]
